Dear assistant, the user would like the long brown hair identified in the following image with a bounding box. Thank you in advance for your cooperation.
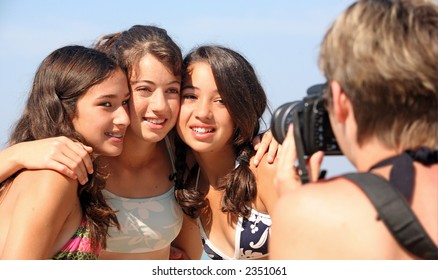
[95,25,182,81]
[174,45,270,219]
[3,45,120,251]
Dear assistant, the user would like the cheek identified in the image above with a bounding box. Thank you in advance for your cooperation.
[169,98,180,117]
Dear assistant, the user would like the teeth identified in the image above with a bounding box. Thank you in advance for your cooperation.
[106,132,123,138]
[146,118,165,124]
[192,127,213,133]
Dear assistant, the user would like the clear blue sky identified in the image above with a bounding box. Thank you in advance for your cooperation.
[0,0,356,175]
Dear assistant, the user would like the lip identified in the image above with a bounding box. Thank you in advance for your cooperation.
[143,117,167,129]
[105,131,125,142]
[189,125,215,139]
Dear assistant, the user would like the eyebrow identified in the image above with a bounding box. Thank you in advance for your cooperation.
[131,79,180,86]
[97,92,131,99]
[181,85,195,90]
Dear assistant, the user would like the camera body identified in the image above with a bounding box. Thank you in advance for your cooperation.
[271,83,342,156]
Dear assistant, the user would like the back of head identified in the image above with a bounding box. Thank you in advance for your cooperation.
[319,0,438,150]
[10,45,118,146]
[95,25,182,80]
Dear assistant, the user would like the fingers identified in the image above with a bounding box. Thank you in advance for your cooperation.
[49,137,93,185]
[169,246,190,260]
[266,138,279,164]
[308,151,324,182]
[274,124,302,195]
[253,130,278,166]
[66,140,94,175]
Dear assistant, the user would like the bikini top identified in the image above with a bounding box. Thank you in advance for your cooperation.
[103,136,183,253]
[53,217,100,260]
[198,209,271,260]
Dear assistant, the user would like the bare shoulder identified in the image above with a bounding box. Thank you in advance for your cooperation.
[13,169,78,200]
[274,177,376,224]
[270,176,397,259]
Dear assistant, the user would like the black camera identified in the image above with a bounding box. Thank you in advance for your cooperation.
[271,83,342,156]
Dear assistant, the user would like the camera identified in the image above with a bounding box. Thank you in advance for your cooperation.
[271,83,342,156]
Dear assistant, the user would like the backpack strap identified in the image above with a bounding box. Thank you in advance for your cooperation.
[343,172,438,260]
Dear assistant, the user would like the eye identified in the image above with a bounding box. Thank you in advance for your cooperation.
[122,99,129,106]
[135,87,152,96]
[166,87,180,95]
[182,93,197,100]
[99,102,112,107]
[214,98,225,105]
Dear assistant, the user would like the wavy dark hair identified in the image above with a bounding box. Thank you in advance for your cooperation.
[1,45,120,252]
[94,24,182,81]
[174,45,270,219]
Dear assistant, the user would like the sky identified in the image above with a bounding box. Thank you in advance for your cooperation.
[0,0,356,176]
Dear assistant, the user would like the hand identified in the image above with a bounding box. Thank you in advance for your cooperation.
[252,130,279,167]
[274,125,324,195]
[15,137,93,185]
[169,246,191,260]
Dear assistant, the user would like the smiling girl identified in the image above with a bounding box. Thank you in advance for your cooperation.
[0,45,130,259]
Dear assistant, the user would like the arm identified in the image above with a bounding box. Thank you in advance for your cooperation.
[252,152,279,215]
[1,170,78,259]
[0,137,93,185]
[171,214,203,260]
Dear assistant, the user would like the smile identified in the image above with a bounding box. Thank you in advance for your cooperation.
[105,132,124,138]
[192,127,214,133]
[144,118,166,124]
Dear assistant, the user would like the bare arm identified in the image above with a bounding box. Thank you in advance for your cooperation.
[0,137,93,185]
[1,170,78,259]
[171,214,203,260]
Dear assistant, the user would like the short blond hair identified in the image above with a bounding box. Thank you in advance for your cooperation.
[320,0,438,149]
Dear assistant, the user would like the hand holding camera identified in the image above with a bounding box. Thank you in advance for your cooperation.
[271,83,342,185]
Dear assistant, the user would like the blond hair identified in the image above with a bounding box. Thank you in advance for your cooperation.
[320,0,438,149]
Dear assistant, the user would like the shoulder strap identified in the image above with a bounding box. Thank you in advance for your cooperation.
[343,172,438,260]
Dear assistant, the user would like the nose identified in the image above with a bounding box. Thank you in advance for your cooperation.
[114,106,130,127]
[194,99,212,120]
[149,90,167,113]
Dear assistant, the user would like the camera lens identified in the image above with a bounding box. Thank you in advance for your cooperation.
[271,101,301,144]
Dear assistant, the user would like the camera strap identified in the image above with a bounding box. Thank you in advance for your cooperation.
[292,109,309,184]
[343,172,438,260]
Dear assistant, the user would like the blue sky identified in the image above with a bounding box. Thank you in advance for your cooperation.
[0,0,356,175]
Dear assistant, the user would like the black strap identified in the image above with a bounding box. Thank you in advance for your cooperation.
[368,147,438,202]
[343,172,438,260]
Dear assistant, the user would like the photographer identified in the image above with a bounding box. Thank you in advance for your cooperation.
[269,0,437,259]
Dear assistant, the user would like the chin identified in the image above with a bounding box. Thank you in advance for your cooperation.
[96,146,124,157]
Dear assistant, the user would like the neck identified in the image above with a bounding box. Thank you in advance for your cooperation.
[350,138,402,172]
[193,147,235,187]
[112,130,163,169]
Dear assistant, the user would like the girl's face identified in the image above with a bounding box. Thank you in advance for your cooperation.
[128,54,181,143]
[177,62,235,154]
[73,68,130,156]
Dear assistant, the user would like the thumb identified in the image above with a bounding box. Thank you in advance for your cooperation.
[309,151,324,182]
[81,144,93,154]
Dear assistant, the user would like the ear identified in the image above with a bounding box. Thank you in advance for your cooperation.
[330,80,349,123]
